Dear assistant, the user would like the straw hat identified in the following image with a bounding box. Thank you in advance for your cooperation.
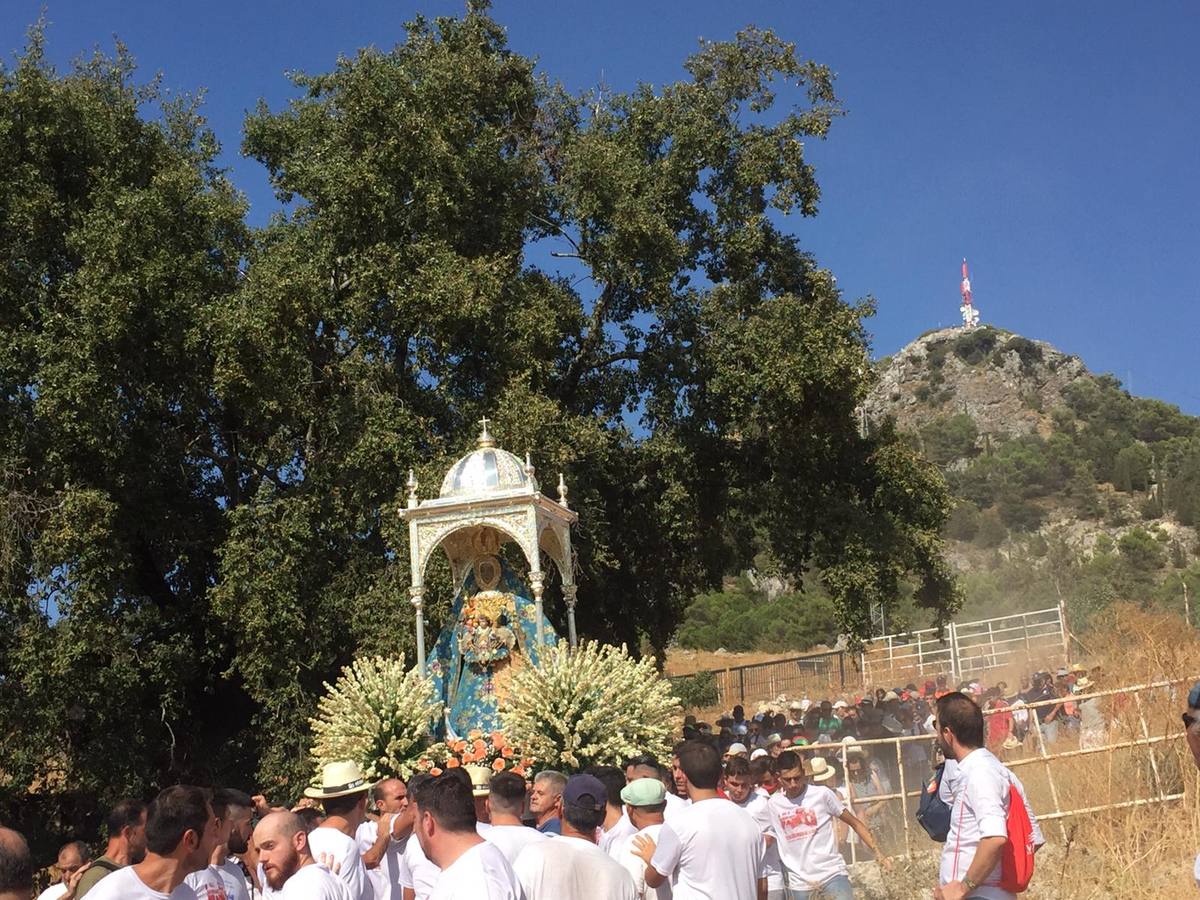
[465,765,492,798]
[808,758,837,783]
[304,761,375,800]
[1074,677,1094,691]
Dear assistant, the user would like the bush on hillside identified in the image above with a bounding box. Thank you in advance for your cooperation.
[920,413,978,465]
[952,327,999,364]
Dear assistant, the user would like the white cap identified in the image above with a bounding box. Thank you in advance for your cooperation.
[883,690,899,701]
[832,700,848,709]
[750,748,769,760]
[725,743,748,756]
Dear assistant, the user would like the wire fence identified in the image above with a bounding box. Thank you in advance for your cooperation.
[789,675,1196,860]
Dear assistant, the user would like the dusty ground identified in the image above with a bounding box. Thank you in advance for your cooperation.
[663,647,799,676]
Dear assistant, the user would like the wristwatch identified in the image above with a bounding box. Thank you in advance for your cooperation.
[962,876,979,893]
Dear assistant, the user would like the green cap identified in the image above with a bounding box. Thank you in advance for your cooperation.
[620,777,667,807]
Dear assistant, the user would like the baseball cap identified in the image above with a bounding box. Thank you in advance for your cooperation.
[766,732,782,745]
[725,742,748,756]
[1188,681,1200,709]
[883,690,899,701]
[562,774,606,812]
[750,748,768,760]
[620,778,666,807]
[832,700,848,709]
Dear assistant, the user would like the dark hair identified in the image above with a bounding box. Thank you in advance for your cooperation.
[413,774,477,833]
[0,828,32,892]
[62,840,92,863]
[775,750,803,773]
[213,788,253,819]
[408,773,435,794]
[585,766,626,811]
[105,799,147,840]
[441,767,473,791]
[295,808,322,832]
[322,790,367,818]
[561,799,605,833]
[748,757,776,780]
[723,757,751,778]
[488,772,527,816]
[623,753,660,771]
[676,741,721,790]
[936,692,985,748]
[144,786,211,855]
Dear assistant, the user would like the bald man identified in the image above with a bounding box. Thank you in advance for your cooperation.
[0,827,33,900]
[253,813,352,900]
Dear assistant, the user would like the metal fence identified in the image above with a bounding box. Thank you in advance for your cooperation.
[860,606,1068,686]
[696,649,855,709]
[790,675,1195,860]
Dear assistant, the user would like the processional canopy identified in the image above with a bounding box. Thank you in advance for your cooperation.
[400,419,579,675]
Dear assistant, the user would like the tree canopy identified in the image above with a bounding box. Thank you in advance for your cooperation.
[0,7,957,851]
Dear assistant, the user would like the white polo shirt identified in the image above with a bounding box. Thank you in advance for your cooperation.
[939,748,1044,900]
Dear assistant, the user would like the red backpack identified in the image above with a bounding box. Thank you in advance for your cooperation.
[999,780,1036,893]
[953,777,1037,894]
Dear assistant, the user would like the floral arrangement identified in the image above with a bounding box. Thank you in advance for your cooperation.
[500,640,681,770]
[308,654,438,782]
[416,729,535,778]
[458,590,518,666]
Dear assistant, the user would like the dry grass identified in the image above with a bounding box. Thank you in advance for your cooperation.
[663,647,800,676]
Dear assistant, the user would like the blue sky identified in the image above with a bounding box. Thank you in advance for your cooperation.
[6,1,1199,412]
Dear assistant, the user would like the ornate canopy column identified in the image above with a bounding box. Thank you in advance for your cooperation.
[399,420,580,675]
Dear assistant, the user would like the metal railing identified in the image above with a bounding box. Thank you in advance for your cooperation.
[860,606,1068,685]
[789,675,1195,860]
[685,649,854,709]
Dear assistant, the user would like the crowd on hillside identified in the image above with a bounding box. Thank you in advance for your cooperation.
[2,669,1195,900]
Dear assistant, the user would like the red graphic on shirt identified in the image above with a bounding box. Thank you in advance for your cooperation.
[778,804,820,842]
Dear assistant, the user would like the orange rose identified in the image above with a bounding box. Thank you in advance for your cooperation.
[501,747,513,758]
[472,739,487,756]
[431,767,443,776]
[468,729,483,740]
[491,732,507,749]
[451,740,467,754]
[446,758,461,768]
[492,758,507,772]
[512,765,525,777]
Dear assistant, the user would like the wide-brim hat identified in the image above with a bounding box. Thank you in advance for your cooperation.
[465,765,492,798]
[808,758,837,782]
[304,760,375,799]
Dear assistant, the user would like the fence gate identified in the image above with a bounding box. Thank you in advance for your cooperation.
[860,606,1068,686]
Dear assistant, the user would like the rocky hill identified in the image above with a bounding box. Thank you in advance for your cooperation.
[864,325,1200,628]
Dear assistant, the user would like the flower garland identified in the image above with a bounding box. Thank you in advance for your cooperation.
[500,640,681,771]
[308,654,438,782]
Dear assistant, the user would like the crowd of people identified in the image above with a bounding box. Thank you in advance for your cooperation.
[2,670,1195,900]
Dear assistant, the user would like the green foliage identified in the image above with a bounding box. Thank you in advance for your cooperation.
[996,336,1043,374]
[944,500,980,541]
[920,413,978,466]
[675,578,840,652]
[951,327,999,365]
[671,671,720,710]
[973,508,1008,549]
[1113,443,1152,493]
[1116,527,1167,574]
[0,9,960,849]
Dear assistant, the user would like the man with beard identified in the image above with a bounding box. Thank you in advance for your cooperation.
[185,790,255,900]
[87,787,219,900]
[933,693,1043,900]
[75,800,148,898]
[253,813,351,900]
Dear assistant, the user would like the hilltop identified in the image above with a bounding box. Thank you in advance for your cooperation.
[864,325,1200,628]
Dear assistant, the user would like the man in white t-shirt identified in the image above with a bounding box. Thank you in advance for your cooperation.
[357,779,409,900]
[185,789,255,900]
[36,841,91,900]
[591,767,637,858]
[933,693,1044,900]
[88,786,220,900]
[723,758,783,900]
[409,773,520,900]
[303,763,374,900]
[252,812,352,899]
[624,760,688,824]
[613,778,671,900]
[512,774,636,900]
[481,772,547,865]
[632,741,766,900]
[767,751,890,899]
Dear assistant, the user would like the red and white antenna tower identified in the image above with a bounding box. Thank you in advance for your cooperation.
[959,258,980,329]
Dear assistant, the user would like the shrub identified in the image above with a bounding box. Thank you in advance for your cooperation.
[671,671,720,710]
[974,508,1007,548]
[920,413,979,465]
[944,500,980,541]
[952,327,998,365]
[501,641,680,770]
